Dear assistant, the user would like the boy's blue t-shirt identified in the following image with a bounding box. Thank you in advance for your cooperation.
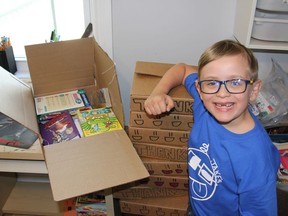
[184,73,280,216]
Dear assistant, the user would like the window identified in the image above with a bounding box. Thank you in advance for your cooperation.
[0,0,86,59]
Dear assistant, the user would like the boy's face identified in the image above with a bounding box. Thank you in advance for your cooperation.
[196,54,261,127]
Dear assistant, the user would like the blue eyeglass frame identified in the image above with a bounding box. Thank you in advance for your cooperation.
[198,79,254,94]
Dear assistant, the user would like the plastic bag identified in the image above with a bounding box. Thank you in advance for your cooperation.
[249,59,288,127]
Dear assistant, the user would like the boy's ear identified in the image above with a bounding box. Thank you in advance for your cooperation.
[195,80,203,100]
[249,80,261,102]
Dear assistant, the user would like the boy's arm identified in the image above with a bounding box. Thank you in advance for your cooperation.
[144,63,196,115]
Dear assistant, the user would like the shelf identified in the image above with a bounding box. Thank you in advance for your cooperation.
[234,0,288,51]
[0,160,47,174]
[2,181,64,216]
[248,38,288,51]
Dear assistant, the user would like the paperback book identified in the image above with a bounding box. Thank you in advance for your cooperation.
[275,143,288,185]
[76,203,107,216]
[77,107,122,137]
[95,88,112,108]
[39,111,81,145]
[0,112,39,149]
[76,192,106,216]
[34,89,90,115]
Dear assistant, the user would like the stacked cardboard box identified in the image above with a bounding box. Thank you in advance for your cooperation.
[114,61,196,215]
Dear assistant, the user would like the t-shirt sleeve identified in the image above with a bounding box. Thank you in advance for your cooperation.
[184,73,198,99]
[184,73,205,122]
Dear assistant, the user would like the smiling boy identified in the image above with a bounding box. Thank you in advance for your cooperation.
[144,40,280,215]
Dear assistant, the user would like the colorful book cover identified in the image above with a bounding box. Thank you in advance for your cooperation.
[39,111,81,145]
[77,107,122,137]
[278,148,288,184]
[0,112,39,149]
[76,203,107,216]
[37,106,92,123]
[34,89,90,115]
[76,193,106,216]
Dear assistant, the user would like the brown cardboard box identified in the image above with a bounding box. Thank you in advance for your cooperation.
[133,142,188,162]
[130,111,193,131]
[0,38,149,202]
[129,126,189,146]
[130,61,195,115]
[141,174,189,190]
[141,157,188,176]
[120,61,194,216]
[113,185,187,199]
[113,172,188,191]
[120,195,188,216]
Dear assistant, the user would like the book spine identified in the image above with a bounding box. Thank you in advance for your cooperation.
[78,89,91,107]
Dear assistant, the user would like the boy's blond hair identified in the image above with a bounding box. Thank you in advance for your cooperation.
[198,40,259,81]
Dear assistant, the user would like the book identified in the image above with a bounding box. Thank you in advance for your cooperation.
[34,89,90,115]
[278,148,288,185]
[37,106,92,123]
[76,192,106,216]
[76,192,105,204]
[39,111,81,145]
[95,88,112,108]
[0,112,39,149]
[274,143,288,185]
[76,203,107,216]
[77,107,122,137]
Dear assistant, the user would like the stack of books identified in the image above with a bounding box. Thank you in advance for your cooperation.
[36,89,122,146]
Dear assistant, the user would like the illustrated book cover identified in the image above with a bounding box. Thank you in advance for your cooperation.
[0,112,39,149]
[34,89,90,115]
[76,203,107,216]
[39,111,81,145]
[277,145,288,185]
[77,107,122,137]
[76,192,106,216]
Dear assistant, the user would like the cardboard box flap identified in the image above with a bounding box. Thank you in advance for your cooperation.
[0,67,43,160]
[93,39,124,125]
[25,38,95,97]
[44,130,150,201]
[131,62,191,99]
[135,61,175,77]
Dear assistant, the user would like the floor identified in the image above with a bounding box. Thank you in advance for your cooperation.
[277,188,288,216]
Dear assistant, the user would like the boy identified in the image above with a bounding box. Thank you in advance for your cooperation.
[144,40,280,215]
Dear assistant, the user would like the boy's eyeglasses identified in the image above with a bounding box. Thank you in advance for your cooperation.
[198,79,254,94]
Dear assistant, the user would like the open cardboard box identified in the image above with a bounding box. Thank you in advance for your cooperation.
[0,37,149,202]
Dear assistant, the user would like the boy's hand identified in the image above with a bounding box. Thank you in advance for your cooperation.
[144,93,174,115]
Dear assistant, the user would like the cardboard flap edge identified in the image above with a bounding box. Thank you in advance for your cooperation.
[135,61,175,77]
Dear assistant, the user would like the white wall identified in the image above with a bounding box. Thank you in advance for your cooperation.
[112,0,288,125]
[15,0,288,125]
[112,0,235,124]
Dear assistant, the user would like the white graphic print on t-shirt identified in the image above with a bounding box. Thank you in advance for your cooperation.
[188,143,223,201]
